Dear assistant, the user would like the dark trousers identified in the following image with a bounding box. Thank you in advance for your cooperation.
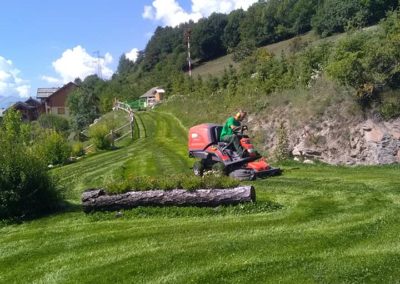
[221,134,244,157]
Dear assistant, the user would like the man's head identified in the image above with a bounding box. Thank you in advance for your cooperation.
[234,110,247,121]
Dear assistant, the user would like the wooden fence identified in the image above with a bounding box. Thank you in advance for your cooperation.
[84,100,136,152]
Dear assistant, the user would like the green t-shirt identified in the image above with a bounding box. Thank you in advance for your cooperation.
[220,116,240,140]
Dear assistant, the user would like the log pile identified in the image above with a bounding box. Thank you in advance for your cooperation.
[82,186,255,212]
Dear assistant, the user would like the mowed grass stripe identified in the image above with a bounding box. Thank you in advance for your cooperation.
[53,135,149,200]
[122,111,192,177]
[135,111,147,138]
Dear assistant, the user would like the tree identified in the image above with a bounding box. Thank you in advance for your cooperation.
[223,9,246,50]
[312,0,369,37]
[192,13,228,61]
[67,77,102,131]
[117,54,135,75]
[288,0,318,34]
[0,109,62,219]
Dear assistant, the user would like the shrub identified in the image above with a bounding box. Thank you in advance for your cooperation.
[274,122,290,161]
[71,142,85,157]
[379,91,400,119]
[34,130,71,165]
[89,124,111,150]
[38,114,70,133]
[0,110,63,219]
[232,41,256,62]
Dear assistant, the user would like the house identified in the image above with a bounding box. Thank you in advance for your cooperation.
[37,82,77,116]
[140,87,165,108]
[9,98,41,121]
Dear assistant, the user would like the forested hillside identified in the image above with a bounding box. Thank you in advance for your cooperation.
[68,0,399,124]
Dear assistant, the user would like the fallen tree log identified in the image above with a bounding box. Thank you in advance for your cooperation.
[82,186,255,212]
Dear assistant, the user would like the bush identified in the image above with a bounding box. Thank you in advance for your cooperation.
[89,124,111,150]
[71,142,85,157]
[34,130,71,165]
[379,91,400,119]
[274,122,290,161]
[38,114,70,133]
[0,110,63,219]
[232,41,256,62]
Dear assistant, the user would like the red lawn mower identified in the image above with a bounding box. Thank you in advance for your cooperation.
[188,123,281,180]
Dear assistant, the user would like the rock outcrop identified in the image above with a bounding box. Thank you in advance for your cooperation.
[250,112,400,165]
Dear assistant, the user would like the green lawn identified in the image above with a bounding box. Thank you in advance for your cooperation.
[1,111,400,283]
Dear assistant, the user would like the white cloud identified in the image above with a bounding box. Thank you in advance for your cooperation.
[125,48,139,62]
[143,0,202,27]
[143,0,257,27]
[143,6,154,19]
[41,75,61,84]
[0,56,31,101]
[46,45,113,83]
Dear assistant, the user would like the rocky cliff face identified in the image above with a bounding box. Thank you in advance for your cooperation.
[250,113,400,165]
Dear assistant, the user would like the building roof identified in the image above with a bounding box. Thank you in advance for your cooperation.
[37,87,59,98]
[36,82,78,99]
[12,101,36,110]
[140,86,165,98]
[25,97,42,106]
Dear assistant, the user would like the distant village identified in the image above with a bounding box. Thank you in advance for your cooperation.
[0,83,165,122]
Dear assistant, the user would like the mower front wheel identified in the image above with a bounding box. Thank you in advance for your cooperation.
[212,162,227,176]
[193,161,204,176]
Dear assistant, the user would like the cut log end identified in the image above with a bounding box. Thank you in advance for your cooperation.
[82,186,256,213]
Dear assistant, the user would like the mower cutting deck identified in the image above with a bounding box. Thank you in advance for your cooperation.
[188,123,281,180]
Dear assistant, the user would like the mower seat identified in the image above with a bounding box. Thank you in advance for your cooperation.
[213,126,223,144]
[213,126,234,150]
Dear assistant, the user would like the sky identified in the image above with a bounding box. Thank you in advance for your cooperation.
[0,0,258,108]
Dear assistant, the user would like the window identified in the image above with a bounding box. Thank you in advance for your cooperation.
[57,107,65,115]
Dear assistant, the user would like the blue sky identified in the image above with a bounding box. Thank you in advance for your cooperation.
[0,0,257,108]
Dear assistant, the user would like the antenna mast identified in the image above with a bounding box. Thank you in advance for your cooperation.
[184,29,192,77]
[93,51,104,79]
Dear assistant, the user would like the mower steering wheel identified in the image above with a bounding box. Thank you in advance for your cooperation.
[234,125,248,135]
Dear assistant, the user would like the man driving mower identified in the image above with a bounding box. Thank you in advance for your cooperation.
[220,111,248,158]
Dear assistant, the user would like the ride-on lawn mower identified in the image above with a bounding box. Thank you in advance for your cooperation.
[188,123,281,180]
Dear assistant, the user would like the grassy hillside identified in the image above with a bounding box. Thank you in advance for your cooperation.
[1,110,400,283]
[190,28,375,78]
[191,32,326,78]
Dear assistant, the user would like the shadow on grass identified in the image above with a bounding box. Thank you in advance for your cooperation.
[0,200,83,226]
[84,200,283,222]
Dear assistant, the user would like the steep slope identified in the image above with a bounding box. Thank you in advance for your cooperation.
[54,111,192,201]
[191,31,345,78]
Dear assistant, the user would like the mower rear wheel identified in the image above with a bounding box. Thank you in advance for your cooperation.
[193,161,204,176]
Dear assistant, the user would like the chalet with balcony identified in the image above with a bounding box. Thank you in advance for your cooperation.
[140,87,165,108]
[37,82,77,116]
